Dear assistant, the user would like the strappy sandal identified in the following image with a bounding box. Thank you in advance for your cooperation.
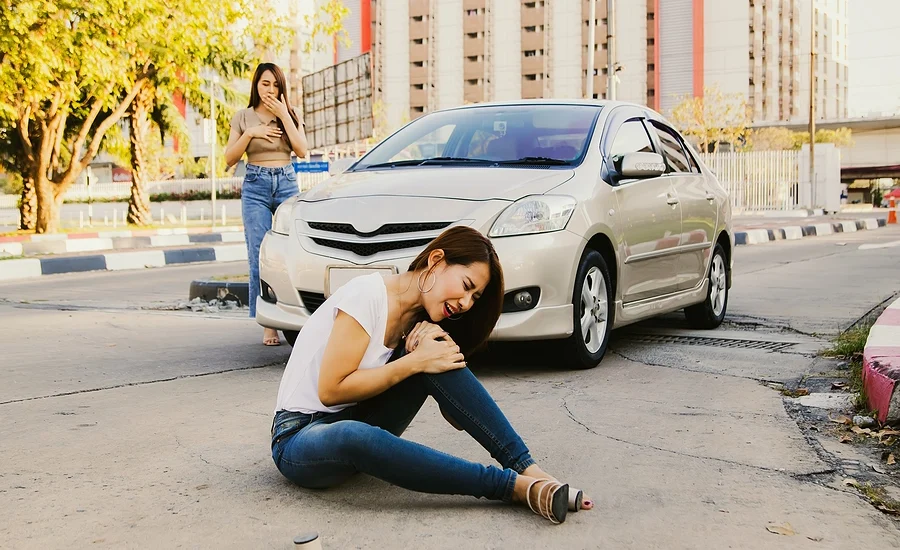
[525,479,569,524]
[569,488,584,512]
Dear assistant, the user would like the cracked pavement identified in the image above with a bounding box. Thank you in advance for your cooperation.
[1,226,900,549]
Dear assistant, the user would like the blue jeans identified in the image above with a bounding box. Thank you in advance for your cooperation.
[241,164,298,317]
[271,362,536,502]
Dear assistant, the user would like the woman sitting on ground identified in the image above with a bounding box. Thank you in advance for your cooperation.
[270,226,592,524]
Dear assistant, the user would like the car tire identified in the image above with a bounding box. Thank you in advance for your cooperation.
[563,249,614,369]
[283,330,299,347]
[684,243,728,329]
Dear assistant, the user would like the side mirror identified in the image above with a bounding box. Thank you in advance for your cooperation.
[617,152,666,179]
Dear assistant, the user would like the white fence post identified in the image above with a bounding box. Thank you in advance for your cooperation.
[700,150,801,212]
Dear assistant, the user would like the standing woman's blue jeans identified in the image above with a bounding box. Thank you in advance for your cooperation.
[241,164,298,317]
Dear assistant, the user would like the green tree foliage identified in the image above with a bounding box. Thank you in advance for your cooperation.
[669,85,752,153]
[0,0,346,232]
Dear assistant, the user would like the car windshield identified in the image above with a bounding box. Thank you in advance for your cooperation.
[351,104,602,171]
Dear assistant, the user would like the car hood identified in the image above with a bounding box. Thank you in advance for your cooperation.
[300,167,575,202]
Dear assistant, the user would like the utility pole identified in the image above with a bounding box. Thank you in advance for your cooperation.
[586,0,596,99]
[607,0,616,100]
[210,74,219,228]
[808,0,816,208]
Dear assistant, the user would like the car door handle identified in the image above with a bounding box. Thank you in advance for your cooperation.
[666,196,679,206]
[705,192,716,201]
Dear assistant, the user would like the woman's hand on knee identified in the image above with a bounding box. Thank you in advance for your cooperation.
[405,321,456,353]
[410,330,466,375]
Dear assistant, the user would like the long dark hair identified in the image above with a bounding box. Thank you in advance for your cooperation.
[408,226,504,356]
[248,62,301,144]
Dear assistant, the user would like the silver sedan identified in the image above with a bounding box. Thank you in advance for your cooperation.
[257,100,733,369]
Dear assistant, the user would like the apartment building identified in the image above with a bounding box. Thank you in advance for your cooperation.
[306,0,850,133]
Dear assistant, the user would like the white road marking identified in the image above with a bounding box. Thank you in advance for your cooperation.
[859,240,900,250]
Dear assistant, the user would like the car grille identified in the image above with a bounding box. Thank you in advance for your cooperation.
[299,291,326,314]
[310,237,435,257]
[308,221,452,237]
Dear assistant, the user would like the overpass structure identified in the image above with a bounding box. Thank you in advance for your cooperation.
[752,115,900,182]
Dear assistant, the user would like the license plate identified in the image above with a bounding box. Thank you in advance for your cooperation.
[325,265,398,297]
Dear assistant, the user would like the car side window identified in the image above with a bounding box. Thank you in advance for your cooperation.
[609,119,654,164]
[651,123,692,173]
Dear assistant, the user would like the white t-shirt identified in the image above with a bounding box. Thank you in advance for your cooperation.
[274,273,395,414]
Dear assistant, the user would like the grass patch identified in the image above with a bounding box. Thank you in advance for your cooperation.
[823,323,873,412]
[855,483,900,516]
[209,274,249,282]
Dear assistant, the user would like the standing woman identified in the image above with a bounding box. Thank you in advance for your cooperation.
[226,63,308,346]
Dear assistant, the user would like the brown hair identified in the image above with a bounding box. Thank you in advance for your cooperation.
[248,62,301,145]
[408,226,504,356]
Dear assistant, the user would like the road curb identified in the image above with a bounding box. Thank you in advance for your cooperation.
[0,244,248,281]
[734,217,887,246]
[0,225,244,244]
[189,280,250,307]
[862,297,900,425]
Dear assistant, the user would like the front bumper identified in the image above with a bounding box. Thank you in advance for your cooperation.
[256,228,586,341]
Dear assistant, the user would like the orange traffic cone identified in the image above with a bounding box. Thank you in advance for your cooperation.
[889,197,897,225]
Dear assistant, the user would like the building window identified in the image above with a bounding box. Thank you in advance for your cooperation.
[525,26,536,32]
[467,32,478,39]
[524,2,536,8]
[412,16,423,22]
[466,9,478,16]
[413,38,424,45]
[412,106,425,113]
[467,55,479,62]
[524,50,537,57]
[647,12,654,21]
[412,61,424,68]
[524,74,537,81]
[413,84,424,90]
[467,79,479,85]
[647,63,655,71]
[647,38,654,46]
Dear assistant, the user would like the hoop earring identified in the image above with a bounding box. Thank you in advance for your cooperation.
[447,312,463,321]
[417,270,436,293]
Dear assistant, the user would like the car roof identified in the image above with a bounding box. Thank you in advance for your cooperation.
[433,99,667,122]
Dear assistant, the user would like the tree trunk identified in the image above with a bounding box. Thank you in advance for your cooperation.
[18,174,37,231]
[34,175,61,233]
[128,85,154,226]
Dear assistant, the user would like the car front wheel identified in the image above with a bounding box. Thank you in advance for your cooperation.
[563,249,614,369]
[684,243,728,329]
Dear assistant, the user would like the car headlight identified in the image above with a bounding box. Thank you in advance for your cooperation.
[272,199,296,235]
[489,195,576,237]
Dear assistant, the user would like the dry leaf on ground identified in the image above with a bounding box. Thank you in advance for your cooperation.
[877,429,900,440]
[829,415,853,425]
[852,426,873,435]
[766,523,796,536]
[839,434,853,443]
[888,454,896,465]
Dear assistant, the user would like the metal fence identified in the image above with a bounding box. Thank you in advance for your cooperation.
[699,150,799,212]
[62,173,330,201]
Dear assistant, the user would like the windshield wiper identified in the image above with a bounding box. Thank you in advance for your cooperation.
[497,156,570,166]
[364,157,494,169]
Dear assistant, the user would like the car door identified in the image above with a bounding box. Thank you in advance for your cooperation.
[606,115,684,303]
[648,121,716,291]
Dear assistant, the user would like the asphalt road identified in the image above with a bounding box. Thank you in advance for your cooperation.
[1,226,899,548]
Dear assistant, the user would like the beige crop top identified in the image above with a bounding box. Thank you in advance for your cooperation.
[230,108,303,164]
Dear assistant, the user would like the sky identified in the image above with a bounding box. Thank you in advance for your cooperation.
[848,0,900,116]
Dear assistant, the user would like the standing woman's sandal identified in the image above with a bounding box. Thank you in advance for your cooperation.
[526,479,569,524]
